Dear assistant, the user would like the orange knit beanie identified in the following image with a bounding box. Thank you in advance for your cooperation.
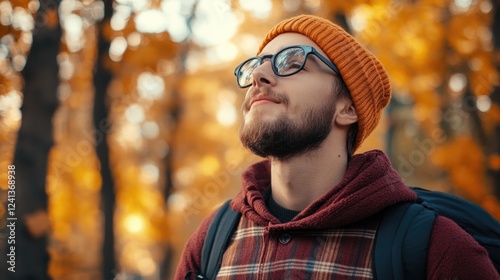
[258,14,391,151]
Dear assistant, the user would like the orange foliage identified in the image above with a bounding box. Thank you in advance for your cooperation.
[490,154,500,171]
[44,7,59,28]
[432,136,500,219]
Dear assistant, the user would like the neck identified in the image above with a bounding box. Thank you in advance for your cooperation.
[269,132,348,211]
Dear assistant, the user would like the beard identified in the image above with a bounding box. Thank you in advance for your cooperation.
[239,91,336,161]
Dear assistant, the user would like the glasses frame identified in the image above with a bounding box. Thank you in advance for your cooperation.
[233,45,342,88]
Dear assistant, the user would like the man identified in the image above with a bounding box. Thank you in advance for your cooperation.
[175,14,498,279]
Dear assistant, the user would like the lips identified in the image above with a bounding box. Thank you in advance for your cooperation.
[250,95,281,107]
[243,87,287,111]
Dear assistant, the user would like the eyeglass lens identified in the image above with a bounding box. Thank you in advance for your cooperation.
[237,59,260,88]
[275,47,306,76]
[237,46,307,87]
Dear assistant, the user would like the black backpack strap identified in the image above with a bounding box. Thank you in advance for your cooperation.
[200,199,241,280]
[374,201,437,280]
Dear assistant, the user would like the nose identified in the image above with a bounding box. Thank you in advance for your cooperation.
[251,60,277,87]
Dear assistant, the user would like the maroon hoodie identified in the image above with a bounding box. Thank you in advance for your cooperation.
[176,150,499,279]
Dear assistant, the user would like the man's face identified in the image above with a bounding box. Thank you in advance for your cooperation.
[239,33,342,160]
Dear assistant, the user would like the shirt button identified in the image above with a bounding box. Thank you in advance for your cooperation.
[279,233,291,244]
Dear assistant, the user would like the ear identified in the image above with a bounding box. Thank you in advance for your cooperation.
[334,99,358,126]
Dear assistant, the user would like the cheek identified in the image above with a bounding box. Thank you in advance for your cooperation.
[242,91,253,111]
[286,82,334,111]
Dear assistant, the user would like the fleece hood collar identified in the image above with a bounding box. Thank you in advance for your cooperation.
[231,150,417,230]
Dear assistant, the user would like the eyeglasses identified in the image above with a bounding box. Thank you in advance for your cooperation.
[233,45,341,88]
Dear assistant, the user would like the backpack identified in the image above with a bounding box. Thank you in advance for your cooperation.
[185,187,500,280]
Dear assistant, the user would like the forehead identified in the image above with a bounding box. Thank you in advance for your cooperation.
[259,33,329,58]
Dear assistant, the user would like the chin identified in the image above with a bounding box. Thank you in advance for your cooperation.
[243,116,275,132]
[245,107,282,122]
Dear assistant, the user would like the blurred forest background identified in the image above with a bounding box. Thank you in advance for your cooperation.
[0,0,499,279]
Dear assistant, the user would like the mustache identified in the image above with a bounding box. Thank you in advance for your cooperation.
[242,86,289,111]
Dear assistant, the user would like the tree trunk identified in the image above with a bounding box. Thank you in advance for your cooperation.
[92,0,116,279]
[1,1,61,279]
